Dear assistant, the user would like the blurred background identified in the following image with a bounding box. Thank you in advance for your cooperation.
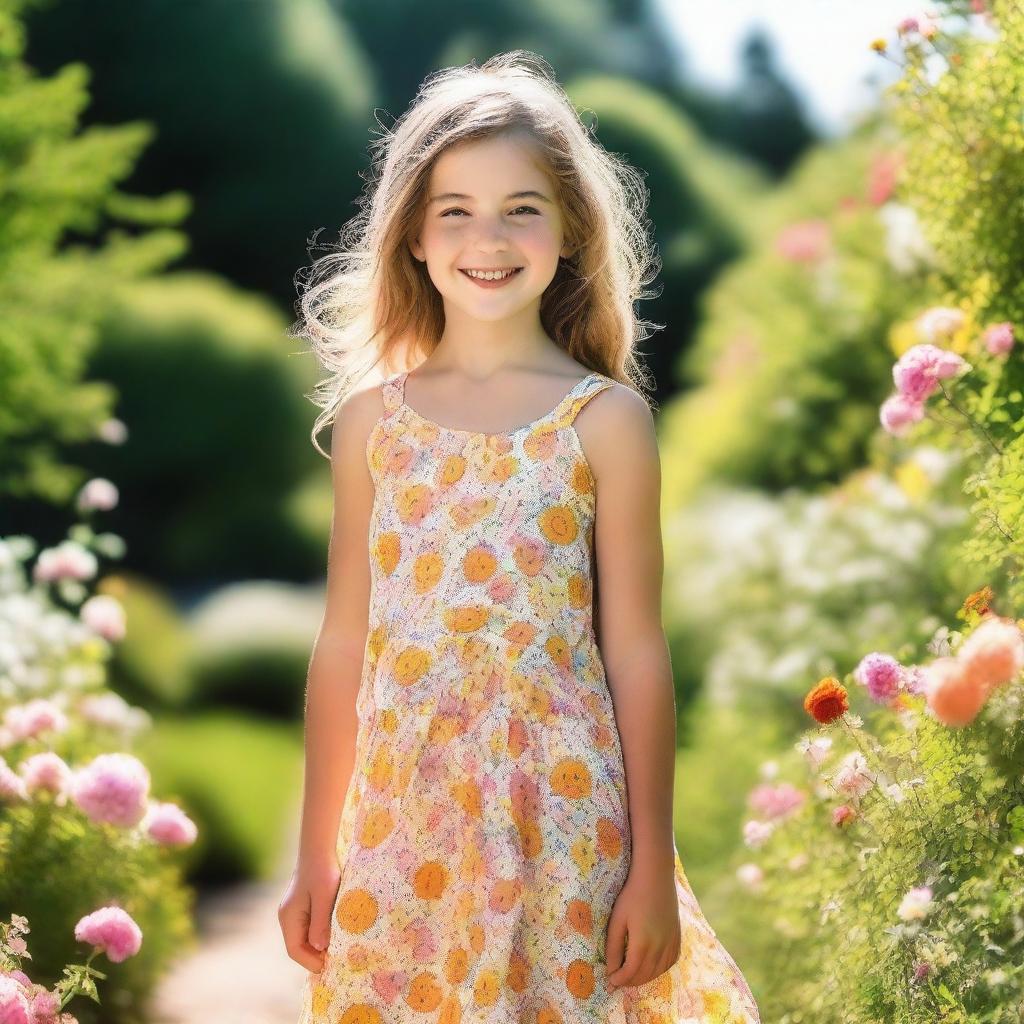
[3,1,1023,1022]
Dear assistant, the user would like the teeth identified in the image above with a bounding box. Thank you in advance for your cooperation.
[464,268,518,281]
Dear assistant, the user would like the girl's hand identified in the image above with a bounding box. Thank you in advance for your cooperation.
[278,857,342,973]
[604,860,682,992]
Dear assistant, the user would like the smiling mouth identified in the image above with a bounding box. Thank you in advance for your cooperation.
[460,268,523,281]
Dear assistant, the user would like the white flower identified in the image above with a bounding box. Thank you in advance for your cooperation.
[796,735,832,768]
[736,863,764,890]
[897,885,934,921]
[80,595,126,643]
[76,478,119,513]
[832,751,875,800]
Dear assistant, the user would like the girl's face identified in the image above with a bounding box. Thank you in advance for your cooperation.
[408,133,573,322]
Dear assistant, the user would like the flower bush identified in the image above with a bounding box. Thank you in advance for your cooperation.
[0,482,198,1023]
[731,596,1024,1022]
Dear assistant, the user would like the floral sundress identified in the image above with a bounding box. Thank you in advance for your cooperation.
[297,369,761,1024]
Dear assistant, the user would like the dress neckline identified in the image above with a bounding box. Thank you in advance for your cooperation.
[396,369,601,440]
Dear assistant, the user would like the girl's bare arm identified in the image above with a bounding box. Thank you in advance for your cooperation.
[580,383,677,871]
[279,381,381,971]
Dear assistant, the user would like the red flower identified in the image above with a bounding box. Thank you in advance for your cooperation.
[803,677,849,724]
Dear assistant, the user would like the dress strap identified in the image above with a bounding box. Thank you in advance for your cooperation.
[554,373,615,427]
[381,372,406,414]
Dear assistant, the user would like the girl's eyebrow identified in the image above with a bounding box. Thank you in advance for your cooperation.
[428,190,552,205]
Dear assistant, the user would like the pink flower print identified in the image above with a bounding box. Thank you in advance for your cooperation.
[74,905,143,963]
[371,969,409,1004]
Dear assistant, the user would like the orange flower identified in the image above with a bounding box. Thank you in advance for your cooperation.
[961,585,994,619]
[803,677,849,724]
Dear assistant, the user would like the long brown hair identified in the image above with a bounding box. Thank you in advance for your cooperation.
[290,50,662,457]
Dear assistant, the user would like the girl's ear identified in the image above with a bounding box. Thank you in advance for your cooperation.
[409,237,425,261]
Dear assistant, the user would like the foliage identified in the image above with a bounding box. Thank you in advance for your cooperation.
[0,0,189,503]
[0,524,195,1024]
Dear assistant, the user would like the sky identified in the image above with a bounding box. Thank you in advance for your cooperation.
[655,0,934,136]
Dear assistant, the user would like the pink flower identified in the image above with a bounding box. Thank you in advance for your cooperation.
[0,975,31,1024]
[901,664,929,695]
[924,656,987,727]
[742,819,774,848]
[71,753,150,827]
[144,802,198,847]
[832,804,857,827]
[775,220,831,263]
[3,700,70,743]
[748,782,806,822]
[867,152,900,206]
[28,987,59,1022]
[31,542,98,584]
[893,343,970,402]
[75,478,119,513]
[897,16,920,33]
[854,652,904,703]
[880,392,926,436]
[19,753,72,800]
[831,751,875,800]
[0,764,29,804]
[912,960,931,982]
[80,595,126,643]
[959,616,1024,693]
[73,906,142,963]
[897,885,934,921]
[983,321,1015,356]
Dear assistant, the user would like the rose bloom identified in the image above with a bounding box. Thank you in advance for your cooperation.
[804,677,849,724]
[958,615,1024,693]
[924,656,988,727]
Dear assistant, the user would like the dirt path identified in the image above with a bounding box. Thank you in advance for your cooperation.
[148,801,310,1024]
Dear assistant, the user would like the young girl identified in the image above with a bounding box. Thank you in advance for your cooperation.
[280,51,761,1024]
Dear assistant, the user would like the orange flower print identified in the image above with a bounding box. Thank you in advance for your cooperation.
[335,888,378,933]
[397,483,434,525]
[439,454,467,487]
[463,545,498,582]
[512,535,547,576]
[393,646,431,686]
[443,605,490,633]
[565,959,595,999]
[374,531,401,575]
[413,551,444,593]
[550,758,592,799]
[538,504,579,545]
[449,495,497,529]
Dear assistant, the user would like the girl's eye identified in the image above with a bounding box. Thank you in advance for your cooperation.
[439,206,540,217]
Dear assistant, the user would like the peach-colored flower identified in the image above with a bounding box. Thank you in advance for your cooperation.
[924,656,987,727]
[958,616,1024,693]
